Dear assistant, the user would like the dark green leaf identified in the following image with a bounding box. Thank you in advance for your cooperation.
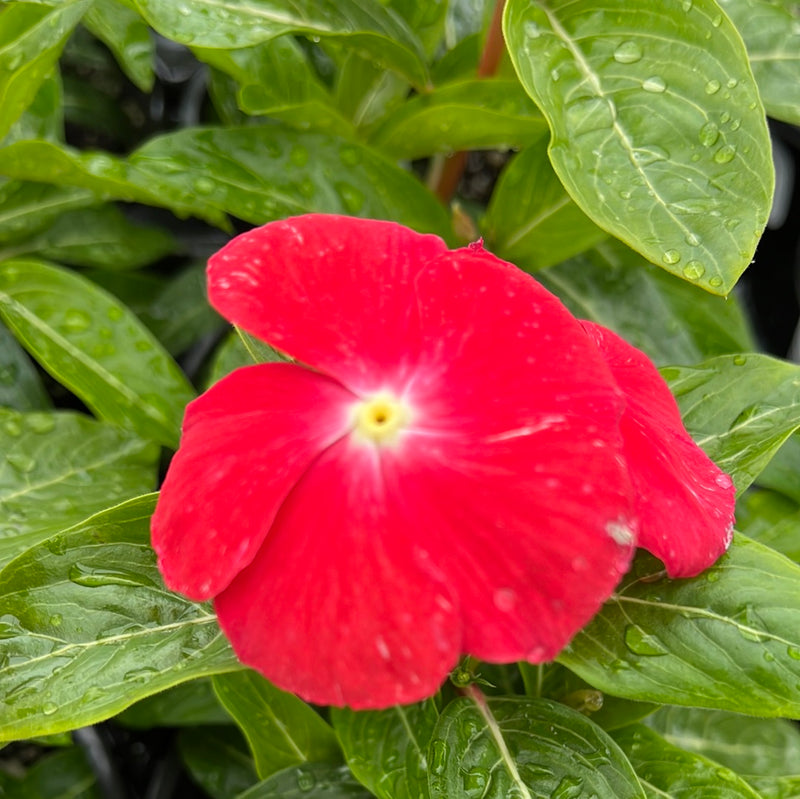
[0,259,195,447]
[428,694,645,798]
[503,0,774,293]
[666,354,800,492]
[613,724,761,799]
[236,764,373,799]
[331,699,439,799]
[369,80,546,160]
[62,74,141,147]
[213,670,341,780]
[389,0,447,57]
[647,706,800,777]
[117,679,232,728]
[484,139,607,270]
[0,205,176,269]
[538,239,755,366]
[0,0,91,140]
[83,0,155,92]
[721,0,800,125]
[180,725,259,799]
[560,536,800,718]
[2,747,99,799]
[0,408,158,568]
[133,0,430,89]
[0,322,51,411]
[0,495,241,742]
[736,488,800,562]
[754,434,800,504]
[205,331,253,389]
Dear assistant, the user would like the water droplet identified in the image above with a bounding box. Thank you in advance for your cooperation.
[68,563,155,588]
[290,146,309,167]
[732,355,747,366]
[524,20,542,38]
[662,249,681,265]
[685,232,701,246]
[49,614,62,627]
[709,276,724,288]
[642,76,666,93]
[42,702,58,716]
[682,0,693,9]
[493,587,517,612]
[63,309,91,333]
[682,260,705,280]
[706,569,721,582]
[3,418,23,437]
[177,4,191,16]
[124,667,160,682]
[463,768,489,798]
[715,473,733,489]
[550,68,560,82]
[714,144,736,164]
[565,97,616,137]
[192,177,214,194]
[26,414,55,434]
[552,775,584,799]
[6,453,35,473]
[705,79,721,94]
[632,145,669,165]
[339,146,361,167]
[724,217,741,231]
[711,13,723,26]
[295,770,315,792]
[335,183,365,214]
[624,624,668,656]
[431,740,449,775]
[764,650,775,662]
[613,41,642,64]
[699,121,720,147]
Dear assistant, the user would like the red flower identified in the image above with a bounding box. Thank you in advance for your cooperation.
[151,214,734,709]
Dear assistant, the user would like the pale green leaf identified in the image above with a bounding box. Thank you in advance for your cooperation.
[503,0,774,293]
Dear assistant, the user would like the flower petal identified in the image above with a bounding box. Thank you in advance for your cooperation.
[582,321,735,577]
[151,363,355,600]
[214,438,461,709]
[207,214,449,394]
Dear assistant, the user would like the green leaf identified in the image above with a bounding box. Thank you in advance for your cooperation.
[2,747,99,799]
[755,434,800,504]
[369,80,546,160]
[83,0,155,92]
[0,0,91,140]
[0,259,195,448]
[0,205,176,269]
[503,0,774,294]
[194,38,354,136]
[560,536,800,718]
[205,330,254,388]
[613,724,761,799]
[0,408,158,568]
[428,694,645,798]
[133,0,430,89]
[0,322,51,411]
[331,699,439,799]
[3,69,63,145]
[0,182,98,246]
[647,706,800,777]
[721,0,800,125]
[118,679,232,728]
[236,764,373,799]
[484,138,607,270]
[746,775,800,799]
[180,726,259,799]
[736,488,800,562]
[213,670,341,780]
[389,0,447,57]
[666,354,800,492]
[0,495,241,742]
[538,239,755,366]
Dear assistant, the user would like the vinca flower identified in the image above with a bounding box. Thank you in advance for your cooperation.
[151,214,734,709]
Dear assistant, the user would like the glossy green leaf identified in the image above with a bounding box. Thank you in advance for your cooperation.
[237,764,373,799]
[484,138,607,270]
[133,0,429,89]
[389,0,447,57]
[560,536,800,718]
[0,182,98,246]
[194,38,354,136]
[180,726,259,799]
[503,0,774,293]
[647,706,800,777]
[428,694,645,798]
[83,0,155,92]
[1,747,99,799]
[331,699,439,799]
[721,0,800,125]
[369,80,546,160]
[0,408,158,568]
[0,0,91,140]
[754,433,800,504]
[4,69,62,145]
[538,239,755,366]
[118,679,231,728]
[0,323,51,411]
[736,488,800,562]
[0,128,451,237]
[665,354,800,492]
[213,670,341,780]
[613,724,761,799]
[0,495,241,742]
[205,330,254,388]
[0,259,195,447]
[0,205,176,269]
[746,775,800,799]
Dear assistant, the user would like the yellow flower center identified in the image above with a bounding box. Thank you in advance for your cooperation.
[353,394,409,446]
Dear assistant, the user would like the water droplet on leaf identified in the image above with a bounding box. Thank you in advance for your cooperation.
[682,260,705,280]
[705,79,721,94]
[662,249,681,265]
[714,144,736,164]
[698,121,719,147]
[613,41,642,63]
[642,76,666,93]
[624,624,668,656]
